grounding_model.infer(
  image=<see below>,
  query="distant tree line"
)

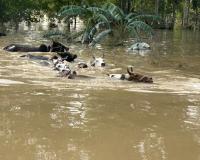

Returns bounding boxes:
[0,0,199,30]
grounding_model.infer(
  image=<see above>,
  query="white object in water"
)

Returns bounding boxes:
[108,74,130,80]
[0,79,24,85]
[129,42,150,50]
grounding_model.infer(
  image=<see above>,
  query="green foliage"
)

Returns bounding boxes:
[43,29,85,42]
[58,2,159,46]
[102,2,125,21]
[126,21,153,36]
[59,6,88,18]
[0,0,41,24]
[192,0,200,11]
[0,0,199,32]
[43,30,66,38]
[89,29,112,46]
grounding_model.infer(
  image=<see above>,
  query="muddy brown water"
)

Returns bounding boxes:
[0,30,200,160]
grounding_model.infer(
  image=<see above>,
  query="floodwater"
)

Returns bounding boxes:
[0,29,200,160]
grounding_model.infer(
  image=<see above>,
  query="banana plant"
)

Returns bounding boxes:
[57,2,160,46]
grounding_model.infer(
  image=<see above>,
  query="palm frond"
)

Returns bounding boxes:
[130,14,161,22]
[59,5,87,18]
[102,3,124,21]
[125,26,137,37]
[89,29,112,46]
[87,7,113,20]
[56,3,156,46]
[59,5,77,14]
[127,21,153,36]
[92,13,110,25]
[89,21,109,39]
[125,26,140,41]
[70,30,85,40]
[80,12,110,38]
[87,7,106,15]
[125,13,138,21]
[81,28,92,44]
[43,30,66,38]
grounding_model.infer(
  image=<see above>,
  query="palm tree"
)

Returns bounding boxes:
[57,2,160,46]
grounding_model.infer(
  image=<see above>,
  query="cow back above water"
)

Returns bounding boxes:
[3,44,49,52]
[50,41,69,52]
[0,33,6,36]
[3,41,69,53]
[129,42,150,50]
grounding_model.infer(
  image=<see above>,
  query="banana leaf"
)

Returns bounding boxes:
[127,21,153,36]
[89,29,112,46]
[102,3,124,21]
[59,5,87,18]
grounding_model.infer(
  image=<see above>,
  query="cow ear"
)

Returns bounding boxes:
[50,39,54,46]
[20,54,26,57]
[91,63,95,67]
[90,60,95,66]
[127,66,134,75]
[130,66,134,72]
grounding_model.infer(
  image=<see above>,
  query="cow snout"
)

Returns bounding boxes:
[101,63,105,67]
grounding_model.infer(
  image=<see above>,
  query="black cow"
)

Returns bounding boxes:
[3,44,49,52]
[56,52,77,62]
[3,41,69,53]
[49,41,69,52]
[0,33,6,36]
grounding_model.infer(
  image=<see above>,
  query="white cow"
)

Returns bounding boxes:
[129,42,150,50]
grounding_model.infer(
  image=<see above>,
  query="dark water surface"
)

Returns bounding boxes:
[0,30,200,160]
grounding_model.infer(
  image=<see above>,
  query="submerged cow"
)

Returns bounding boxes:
[90,55,106,67]
[20,51,77,63]
[78,55,106,69]
[0,33,6,37]
[56,52,77,62]
[20,54,49,60]
[4,44,50,52]
[52,58,77,79]
[19,51,77,78]
[128,42,150,50]
[3,41,69,52]
[49,41,69,52]
[108,66,153,83]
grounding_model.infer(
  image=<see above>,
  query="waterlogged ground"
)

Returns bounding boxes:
[0,30,200,160]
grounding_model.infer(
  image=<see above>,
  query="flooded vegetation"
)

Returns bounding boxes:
[0,29,200,160]
[1,0,200,159]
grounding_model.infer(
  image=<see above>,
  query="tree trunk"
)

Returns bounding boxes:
[121,0,126,13]
[0,21,3,28]
[140,0,143,13]
[183,0,190,28]
[127,0,132,13]
[74,17,77,30]
[195,7,198,25]
[172,1,177,29]
[118,0,132,14]
[67,19,71,32]
[14,21,19,32]
[155,0,159,15]
[132,0,135,12]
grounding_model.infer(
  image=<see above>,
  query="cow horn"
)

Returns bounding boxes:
[127,66,134,75]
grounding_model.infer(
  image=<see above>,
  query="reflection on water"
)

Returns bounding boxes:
[134,129,167,160]
[184,95,200,127]
[185,105,200,126]
[0,29,200,160]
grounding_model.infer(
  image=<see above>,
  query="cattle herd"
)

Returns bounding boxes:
[1,33,153,83]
